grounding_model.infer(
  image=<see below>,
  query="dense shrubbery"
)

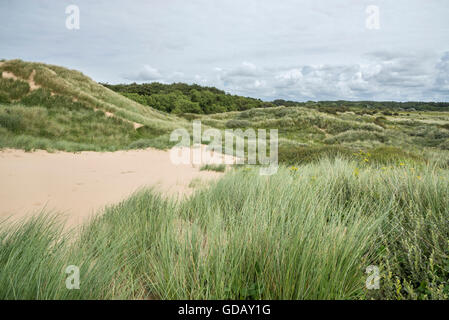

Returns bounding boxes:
[102,82,274,114]
[312,100,449,112]
[273,99,449,112]
[0,78,30,101]
[324,130,388,144]
[278,145,355,165]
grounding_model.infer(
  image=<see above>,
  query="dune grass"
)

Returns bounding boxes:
[200,164,226,172]
[1,159,448,300]
[1,59,449,299]
[2,59,449,170]
[0,59,188,152]
[197,105,449,168]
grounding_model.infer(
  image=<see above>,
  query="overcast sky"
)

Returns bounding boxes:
[1,0,449,101]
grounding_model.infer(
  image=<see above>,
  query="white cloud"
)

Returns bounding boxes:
[3,0,447,100]
[124,65,161,81]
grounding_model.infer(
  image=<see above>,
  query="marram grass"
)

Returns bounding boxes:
[1,159,448,300]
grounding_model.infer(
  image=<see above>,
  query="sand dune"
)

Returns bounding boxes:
[0,147,233,228]
[1,69,41,91]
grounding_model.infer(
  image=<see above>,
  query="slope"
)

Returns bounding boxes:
[0,59,188,151]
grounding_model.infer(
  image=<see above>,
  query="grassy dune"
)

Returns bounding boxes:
[1,160,448,299]
[0,59,188,151]
[1,60,449,300]
[195,106,449,168]
[2,60,449,168]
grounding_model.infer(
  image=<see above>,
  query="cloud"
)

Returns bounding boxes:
[123,65,162,81]
[225,62,259,78]
[119,51,449,101]
[434,52,449,92]
[210,51,449,101]
[6,1,446,100]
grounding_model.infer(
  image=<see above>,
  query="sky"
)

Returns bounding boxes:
[1,0,449,101]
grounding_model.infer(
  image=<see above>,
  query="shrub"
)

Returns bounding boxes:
[0,78,30,100]
[374,116,387,128]
[278,145,355,165]
[200,164,226,172]
[368,146,425,165]
[225,119,251,128]
[324,130,387,144]
[0,111,24,132]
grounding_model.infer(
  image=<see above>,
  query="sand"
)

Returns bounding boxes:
[0,147,233,228]
[1,69,41,91]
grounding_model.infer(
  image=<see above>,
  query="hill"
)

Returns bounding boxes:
[1,59,449,168]
[0,59,188,151]
[193,104,449,168]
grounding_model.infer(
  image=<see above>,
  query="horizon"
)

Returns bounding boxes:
[1,0,449,102]
[98,79,449,104]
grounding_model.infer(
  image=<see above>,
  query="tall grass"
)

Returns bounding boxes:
[1,159,448,299]
[0,59,189,152]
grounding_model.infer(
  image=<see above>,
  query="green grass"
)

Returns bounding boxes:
[0,77,30,101]
[1,159,448,299]
[0,59,189,152]
[200,164,226,172]
[196,105,449,168]
[2,59,449,169]
[1,59,449,300]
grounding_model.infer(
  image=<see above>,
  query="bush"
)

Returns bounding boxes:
[225,119,251,128]
[0,111,24,132]
[200,164,226,172]
[324,130,387,144]
[278,145,355,165]
[0,78,30,101]
[20,88,52,106]
[374,116,387,128]
[368,146,425,165]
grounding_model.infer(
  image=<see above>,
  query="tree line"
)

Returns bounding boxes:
[102,82,274,114]
[102,82,449,114]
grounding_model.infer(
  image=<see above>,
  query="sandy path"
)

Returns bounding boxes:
[0,148,229,228]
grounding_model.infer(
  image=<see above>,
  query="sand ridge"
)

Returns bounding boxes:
[0,147,235,228]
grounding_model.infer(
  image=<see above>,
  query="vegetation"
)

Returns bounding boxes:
[196,105,449,168]
[0,59,188,151]
[102,82,274,114]
[272,99,449,112]
[2,60,449,164]
[200,163,226,172]
[1,160,448,299]
[1,60,449,300]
